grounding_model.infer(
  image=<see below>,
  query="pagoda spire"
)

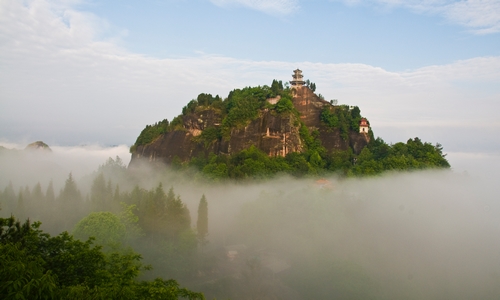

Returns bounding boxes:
[290,69,305,87]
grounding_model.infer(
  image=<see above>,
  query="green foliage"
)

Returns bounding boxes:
[136,278,205,300]
[58,173,82,204]
[270,79,284,96]
[202,160,228,181]
[196,126,221,148]
[320,105,362,139]
[320,107,339,127]
[165,187,192,238]
[274,93,295,114]
[133,119,169,149]
[326,149,354,174]
[0,216,205,300]
[131,184,193,242]
[221,86,270,138]
[90,172,112,211]
[305,79,316,92]
[350,137,451,175]
[133,80,291,150]
[182,93,223,116]
[188,134,450,180]
[0,242,58,300]
[167,116,183,132]
[73,211,127,249]
[118,203,143,242]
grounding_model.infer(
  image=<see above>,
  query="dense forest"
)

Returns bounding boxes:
[0,158,207,299]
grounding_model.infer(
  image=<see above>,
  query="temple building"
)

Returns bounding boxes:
[359,118,369,133]
[290,69,305,87]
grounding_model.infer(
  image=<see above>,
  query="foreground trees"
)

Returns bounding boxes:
[0,216,205,300]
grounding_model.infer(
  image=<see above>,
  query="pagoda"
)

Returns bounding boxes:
[290,69,305,87]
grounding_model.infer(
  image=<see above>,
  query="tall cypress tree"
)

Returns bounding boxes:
[196,194,208,246]
[16,188,25,220]
[45,180,55,205]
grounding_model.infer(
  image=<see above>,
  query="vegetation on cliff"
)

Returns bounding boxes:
[131,80,291,151]
[320,105,362,140]
[181,137,449,180]
[131,79,449,179]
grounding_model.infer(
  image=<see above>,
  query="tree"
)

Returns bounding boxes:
[90,172,110,211]
[16,189,26,220]
[0,215,205,299]
[45,180,55,205]
[1,182,16,213]
[310,82,316,92]
[196,195,208,246]
[270,79,283,96]
[58,173,82,204]
[0,242,58,299]
[73,211,126,249]
[165,187,191,238]
[57,173,84,231]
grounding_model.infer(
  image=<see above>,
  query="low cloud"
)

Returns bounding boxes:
[0,142,130,190]
[332,0,500,34]
[1,140,500,298]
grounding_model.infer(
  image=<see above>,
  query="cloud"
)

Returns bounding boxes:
[332,0,500,34]
[442,0,500,34]
[209,0,299,15]
[1,0,499,153]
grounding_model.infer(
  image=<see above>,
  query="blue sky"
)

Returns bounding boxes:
[0,0,499,162]
[82,0,499,70]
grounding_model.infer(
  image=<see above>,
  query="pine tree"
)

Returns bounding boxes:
[16,188,25,220]
[165,187,191,238]
[58,173,82,204]
[196,194,208,246]
[57,173,83,231]
[90,173,108,211]
[32,182,44,203]
[23,186,31,211]
[112,184,121,209]
[3,182,16,212]
[45,180,55,204]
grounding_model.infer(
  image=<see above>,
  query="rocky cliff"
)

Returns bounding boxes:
[130,85,370,166]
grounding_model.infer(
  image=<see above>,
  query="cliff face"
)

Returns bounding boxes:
[130,86,369,165]
[291,87,370,154]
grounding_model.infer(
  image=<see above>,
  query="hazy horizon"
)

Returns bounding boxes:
[1,1,499,298]
[1,145,500,299]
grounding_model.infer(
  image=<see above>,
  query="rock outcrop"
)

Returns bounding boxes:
[130,86,370,166]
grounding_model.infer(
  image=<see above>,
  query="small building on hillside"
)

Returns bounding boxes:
[314,179,334,190]
[359,118,369,133]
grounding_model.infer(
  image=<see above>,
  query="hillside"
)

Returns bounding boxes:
[129,70,449,178]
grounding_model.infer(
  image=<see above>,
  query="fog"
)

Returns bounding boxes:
[0,142,130,190]
[1,142,500,299]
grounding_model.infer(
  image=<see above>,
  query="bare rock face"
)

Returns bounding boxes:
[130,86,369,166]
